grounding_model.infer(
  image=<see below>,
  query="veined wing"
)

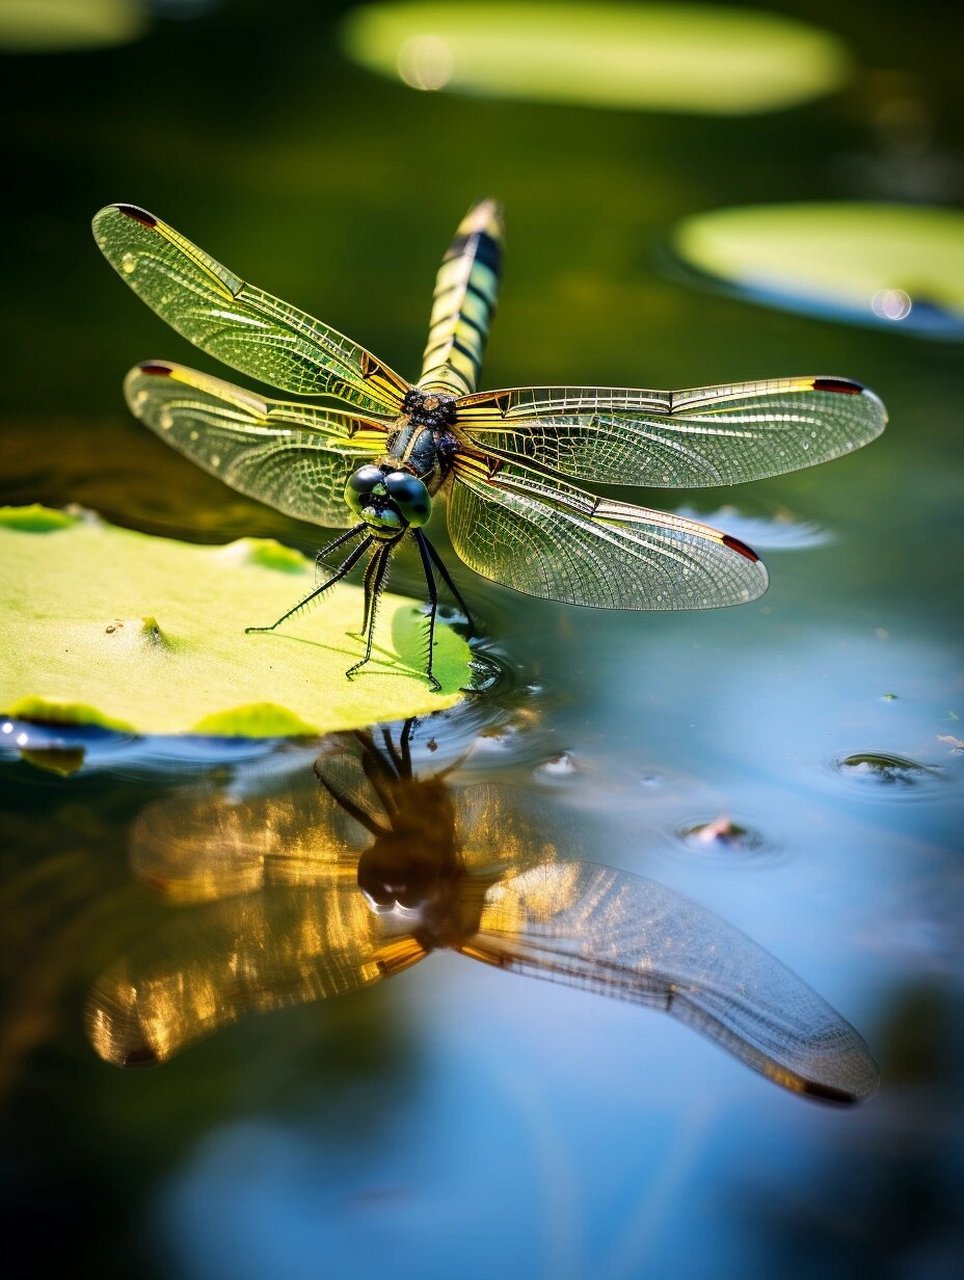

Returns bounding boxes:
[447,453,768,609]
[86,887,425,1066]
[455,377,887,487]
[127,780,367,905]
[463,861,879,1102]
[93,203,411,414]
[125,361,391,528]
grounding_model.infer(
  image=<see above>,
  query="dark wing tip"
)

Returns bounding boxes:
[722,533,760,563]
[812,376,889,431]
[797,1078,861,1105]
[122,1044,161,1067]
[137,361,174,377]
[811,377,864,396]
[114,203,158,228]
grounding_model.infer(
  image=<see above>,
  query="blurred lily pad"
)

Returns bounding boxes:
[0,0,147,52]
[0,507,470,737]
[341,2,851,115]
[673,203,964,338]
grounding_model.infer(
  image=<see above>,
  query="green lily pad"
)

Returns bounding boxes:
[0,0,146,52]
[0,507,470,737]
[341,3,851,115]
[673,203,964,338]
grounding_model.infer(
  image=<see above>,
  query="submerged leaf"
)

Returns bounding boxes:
[0,507,470,737]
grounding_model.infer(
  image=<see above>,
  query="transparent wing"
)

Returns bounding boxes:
[455,377,887,486]
[93,203,411,413]
[466,861,879,1102]
[447,453,768,609]
[127,776,369,905]
[86,887,425,1065]
[125,361,391,528]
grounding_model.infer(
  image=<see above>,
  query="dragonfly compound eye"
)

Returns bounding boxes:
[344,464,432,531]
[384,470,432,527]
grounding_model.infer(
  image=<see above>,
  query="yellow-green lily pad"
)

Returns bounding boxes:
[341,2,851,115]
[673,202,964,338]
[0,507,470,737]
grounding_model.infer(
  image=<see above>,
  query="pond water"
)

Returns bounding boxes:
[2,2,963,1277]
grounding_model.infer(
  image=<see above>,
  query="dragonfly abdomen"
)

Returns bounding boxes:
[418,199,504,398]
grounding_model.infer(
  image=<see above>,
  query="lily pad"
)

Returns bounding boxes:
[0,507,470,737]
[341,3,851,115]
[673,203,964,338]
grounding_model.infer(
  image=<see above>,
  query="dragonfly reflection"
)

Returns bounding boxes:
[92,202,887,687]
[87,725,878,1102]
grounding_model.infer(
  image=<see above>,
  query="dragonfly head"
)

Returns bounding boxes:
[358,840,444,910]
[345,463,432,533]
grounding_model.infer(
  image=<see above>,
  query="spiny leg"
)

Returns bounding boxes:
[246,531,372,634]
[354,544,384,639]
[421,533,475,633]
[393,718,415,778]
[345,541,394,681]
[312,756,388,838]
[313,523,368,574]
[414,530,442,693]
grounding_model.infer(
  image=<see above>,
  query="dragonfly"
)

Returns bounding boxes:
[92,201,887,688]
[87,721,878,1102]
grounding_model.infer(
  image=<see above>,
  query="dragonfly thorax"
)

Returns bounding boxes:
[345,462,432,534]
[402,387,457,429]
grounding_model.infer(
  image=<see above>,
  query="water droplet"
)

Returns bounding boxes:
[871,288,913,321]
[397,35,455,91]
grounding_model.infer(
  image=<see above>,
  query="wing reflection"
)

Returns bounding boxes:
[87,723,878,1101]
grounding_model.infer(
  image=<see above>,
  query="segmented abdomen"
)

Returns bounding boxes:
[418,199,504,397]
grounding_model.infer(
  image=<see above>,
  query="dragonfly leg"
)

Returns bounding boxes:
[355,545,383,639]
[312,755,389,837]
[245,533,372,633]
[313,523,369,574]
[345,542,393,681]
[396,717,414,776]
[421,533,475,633]
[414,530,442,692]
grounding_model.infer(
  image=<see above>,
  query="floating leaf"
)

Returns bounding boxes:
[834,752,941,789]
[673,203,964,338]
[341,2,851,115]
[0,508,470,737]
